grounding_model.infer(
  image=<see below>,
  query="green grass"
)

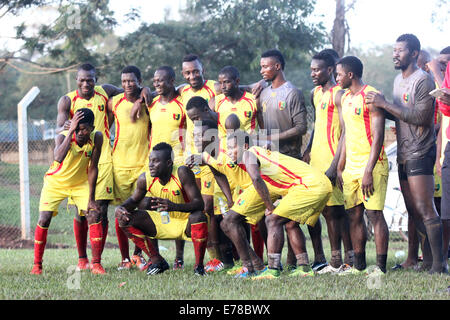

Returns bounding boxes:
[1,240,448,300]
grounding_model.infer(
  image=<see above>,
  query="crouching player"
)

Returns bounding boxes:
[223,130,333,279]
[31,108,104,275]
[115,143,208,275]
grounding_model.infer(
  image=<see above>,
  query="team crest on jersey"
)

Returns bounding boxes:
[321,102,328,110]
[106,187,112,194]
[173,113,181,120]
[237,199,245,206]
[244,111,252,118]
[203,181,211,188]
[403,93,409,103]
[226,162,236,169]
[363,194,370,202]
[98,104,105,111]
[435,183,440,192]
[354,107,361,115]
[278,101,286,110]
[84,150,92,158]
[172,190,181,196]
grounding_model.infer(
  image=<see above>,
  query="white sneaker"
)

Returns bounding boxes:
[316,264,341,274]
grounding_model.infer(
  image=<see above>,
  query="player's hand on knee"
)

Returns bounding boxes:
[87,200,100,215]
[115,206,130,222]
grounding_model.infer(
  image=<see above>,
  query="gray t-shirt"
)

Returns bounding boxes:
[259,81,307,158]
[392,68,436,163]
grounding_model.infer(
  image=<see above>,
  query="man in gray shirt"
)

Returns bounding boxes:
[258,49,328,273]
[366,34,446,274]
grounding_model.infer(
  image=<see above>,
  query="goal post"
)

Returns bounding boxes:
[18,86,40,240]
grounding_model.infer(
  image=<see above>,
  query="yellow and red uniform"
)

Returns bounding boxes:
[148,95,186,165]
[111,93,150,204]
[341,85,388,210]
[232,146,332,226]
[215,91,258,153]
[310,84,344,206]
[39,130,98,215]
[66,86,114,200]
[144,165,192,240]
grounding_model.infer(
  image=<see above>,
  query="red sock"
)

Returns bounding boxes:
[73,218,88,259]
[191,222,208,267]
[89,222,103,264]
[127,226,160,260]
[101,220,109,254]
[33,224,48,265]
[251,224,264,260]
[115,218,130,261]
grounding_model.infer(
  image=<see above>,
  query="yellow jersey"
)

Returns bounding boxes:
[148,95,186,158]
[44,130,97,188]
[310,85,342,172]
[111,93,150,169]
[180,80,217,154]
[145,165,190,218]
[247,146,328,196]
[66,86,111,164]
[215,91,258,152]
[341,85,388,177]
[202,151,252,191]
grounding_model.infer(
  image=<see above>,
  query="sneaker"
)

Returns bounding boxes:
[91,263,106,275]
[205,259,224,272]
[251,267,280,280]
[226,264,244,275]
[30,264,42,275]
[131,254,147,271]
[194,264,207,276]
[141,260,152,272]
[172,258,184,270]
[368,265,386,276]
[338,266,368,276]
[289,265,315,277]
[285,264,297,272]
[146,259,170,275]
[311,261,328,272]
[316,264,341,275]
[234,266,267,279]
[76,257,90,271]
[117,258,133,271]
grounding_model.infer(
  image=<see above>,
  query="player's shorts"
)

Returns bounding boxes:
[39,179,89,216]
[231,180,331,227]
[147,210,191,241]
[327,184,345,207]
[113,165,146,205]
[200,166,215,196]
[434,165,442,198]
[95,162,114,200]
[342,171,388,211]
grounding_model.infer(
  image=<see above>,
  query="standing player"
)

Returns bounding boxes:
[366,35,446,274]
[31,109,104,274]
[109,65,150,271]
[115,143,208,275]
[258,49,327,271]
[336,56,390,275]
[302,51,353,273]
[55,63,151,270]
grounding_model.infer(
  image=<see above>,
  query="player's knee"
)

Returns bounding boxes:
[284,220,299,232]
[189,210,207,224]
[38,212,53,228]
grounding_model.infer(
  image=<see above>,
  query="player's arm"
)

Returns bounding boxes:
[243,151,275,214]
[361,102,385,198]
[427,59,445,88]
[324,89,346,184]
[152,166,205,213]
[255,96,264,130]
[87,131,103,212]
[302,89,317,163]
[208,96,216,111]
[436,116,443,177]
[53,110,83,162]
[365,79,435,126]
[208,165,234,207]
[175,83,187,95]
[55,95,72,134]
[106,97,114,129]
[336,94,347,192]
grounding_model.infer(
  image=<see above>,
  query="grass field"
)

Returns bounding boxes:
[1,239,449,301]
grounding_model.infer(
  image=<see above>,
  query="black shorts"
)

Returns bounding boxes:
[398,145,436,181]
[441,142,450,220]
